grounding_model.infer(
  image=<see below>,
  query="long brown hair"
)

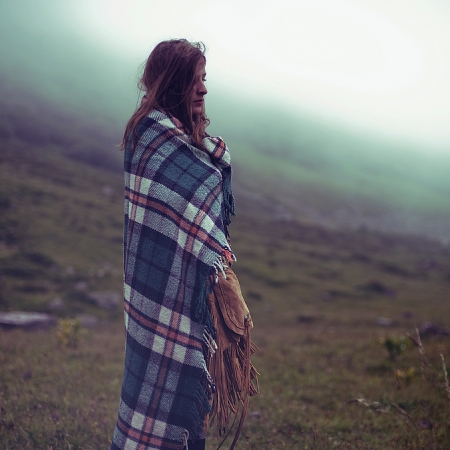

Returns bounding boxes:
[122,39,209,149]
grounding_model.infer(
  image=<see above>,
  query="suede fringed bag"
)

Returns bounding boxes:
[207,263,259,449]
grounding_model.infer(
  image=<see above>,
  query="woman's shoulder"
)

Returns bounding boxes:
[133,109,175,140]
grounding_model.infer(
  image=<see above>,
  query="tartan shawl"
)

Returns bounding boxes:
[111,109,235,450]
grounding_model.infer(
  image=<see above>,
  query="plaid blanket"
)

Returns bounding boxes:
[111,109,235,450]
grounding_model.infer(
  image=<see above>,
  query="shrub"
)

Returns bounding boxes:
[56,318,84,348]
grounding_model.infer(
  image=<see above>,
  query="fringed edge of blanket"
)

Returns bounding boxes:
[194,252,235,336]
[222,167,235,229]
[194,265,216,337]
[188,257,224,439]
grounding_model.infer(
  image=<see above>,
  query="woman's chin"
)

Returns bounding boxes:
[192,106,204,116]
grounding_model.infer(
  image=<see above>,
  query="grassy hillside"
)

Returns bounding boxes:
[211,101,450,242]
[2,71,450,242]
[0,140,123,317]
[1,204,450,448]
[1,86,450,316]
[0,101,450,447]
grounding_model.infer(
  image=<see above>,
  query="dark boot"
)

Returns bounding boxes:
[183,438,205,450]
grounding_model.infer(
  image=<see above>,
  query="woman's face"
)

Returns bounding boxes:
[191,63,207,116]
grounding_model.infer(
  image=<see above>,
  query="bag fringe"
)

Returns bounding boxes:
[207,294,259,449]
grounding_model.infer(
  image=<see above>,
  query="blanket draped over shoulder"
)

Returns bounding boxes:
[111,109,235,450]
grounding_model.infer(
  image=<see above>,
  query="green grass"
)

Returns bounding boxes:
[0,141,123,317]
[1,212,450,448]
[1,288,449,448]
[0,324,124,449]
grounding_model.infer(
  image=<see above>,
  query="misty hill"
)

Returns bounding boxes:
[212,101,450,242]
[0,133,123,316]
[2,75,450,244]
[2,0,450,244]
[1,79,450,323]
[2,114,450,323]
[1,0,450,243]
[0,76,122,172]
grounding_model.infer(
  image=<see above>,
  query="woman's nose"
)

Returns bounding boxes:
[198,81,207,95]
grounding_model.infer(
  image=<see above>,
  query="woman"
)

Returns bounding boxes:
[110,40,257,450]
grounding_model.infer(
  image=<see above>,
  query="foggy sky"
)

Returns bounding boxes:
[1,0,450,152]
